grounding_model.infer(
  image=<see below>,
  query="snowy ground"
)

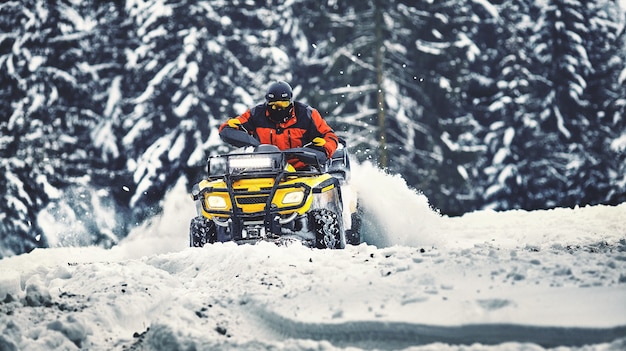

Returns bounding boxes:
[1,163,625,351]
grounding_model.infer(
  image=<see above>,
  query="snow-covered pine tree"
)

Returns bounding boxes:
[527,0,612,209]
[466,0,543,210]
[466,0,626,211]
[584,0,626,206]
[0,0,101,256]
[292,0,483,214]
[609,12,626,204]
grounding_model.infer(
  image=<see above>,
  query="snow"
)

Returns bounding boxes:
[612,133,626,153]
[472,0,499,19]
[172,93,195,117]
[1,165,625,350]
[59,3,96,32]
[487,98,504,113]
[180,61,198,88]
[37,202,87,248]
[122,117,151,147]
[456,33,480,62]
[260,47,290,67]
[168,132,186,162]
[503,127,515,147]
[129,132,177,207]
[415,39,446,56]
[92,78,122,161]
[493,147,508,165]
[27,55,45,71]
[553,106,572,140]
[104,76,122,119]
[206,39,222,54]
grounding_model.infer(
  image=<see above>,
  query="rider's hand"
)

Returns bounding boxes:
[312,137,326,147]
[227,118,242,129]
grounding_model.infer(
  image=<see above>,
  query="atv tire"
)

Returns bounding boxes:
[309,209,344,249]
[346,207,362,246]
[189,216,217,247]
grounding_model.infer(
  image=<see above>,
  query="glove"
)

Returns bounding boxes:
[227,118,242,129]
[311,137,326,147]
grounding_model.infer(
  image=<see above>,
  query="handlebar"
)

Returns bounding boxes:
[219,127,260,147]
[219,128,328,166]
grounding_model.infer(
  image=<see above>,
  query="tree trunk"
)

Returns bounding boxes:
[374,0,387,169]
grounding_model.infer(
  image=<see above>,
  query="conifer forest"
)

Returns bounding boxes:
[1,0,625,257]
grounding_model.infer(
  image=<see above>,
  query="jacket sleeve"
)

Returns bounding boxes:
[218,108,253,133]
[310,108,339,157]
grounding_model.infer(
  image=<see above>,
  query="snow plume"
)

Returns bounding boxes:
[111,178,192,259]
[37,186,123,249]
[351,162,441,248]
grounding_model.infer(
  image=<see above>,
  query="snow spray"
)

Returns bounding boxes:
[350,162,442,248]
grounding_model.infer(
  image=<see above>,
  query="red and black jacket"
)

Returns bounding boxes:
[219,101,339,159]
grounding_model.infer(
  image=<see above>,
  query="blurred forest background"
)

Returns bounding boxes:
[1,0,625,257]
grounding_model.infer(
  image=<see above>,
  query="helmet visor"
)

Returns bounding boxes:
[268,100,291,110]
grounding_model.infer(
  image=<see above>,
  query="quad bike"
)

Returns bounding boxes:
[189,128,360,249]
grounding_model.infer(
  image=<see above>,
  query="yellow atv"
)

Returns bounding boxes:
[189,128,360,249]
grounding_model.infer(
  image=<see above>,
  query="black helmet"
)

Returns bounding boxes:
[265,81,293,103]
[265,81,294,123]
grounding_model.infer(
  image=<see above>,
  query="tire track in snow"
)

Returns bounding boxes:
[249,303,626,349]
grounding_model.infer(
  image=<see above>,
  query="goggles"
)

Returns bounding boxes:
[268,100,291,110]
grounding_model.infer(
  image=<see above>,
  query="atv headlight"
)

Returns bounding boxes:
[207,195,227,209]
[282,191,305,205]
[229,156,274,170]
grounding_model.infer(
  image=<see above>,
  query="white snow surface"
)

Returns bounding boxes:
[1,163,625,350]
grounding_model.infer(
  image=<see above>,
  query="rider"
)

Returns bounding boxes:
[219,80,339,168]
